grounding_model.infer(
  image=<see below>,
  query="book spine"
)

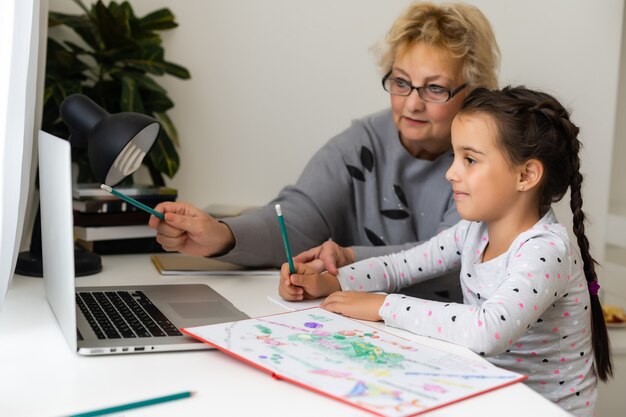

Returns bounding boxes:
[73,210,151,227]
[73,225,156,241]
[76,237,165,255]
[73,195,176,213]
[73,185,178,199]
[73,192,178,201]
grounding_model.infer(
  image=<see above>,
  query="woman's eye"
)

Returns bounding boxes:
[426,84,448,95]
[391,78,409,88]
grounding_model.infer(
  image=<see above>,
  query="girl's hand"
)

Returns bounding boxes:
[278,262,341,301]
[321,291,386,322]
[293,240,356,275]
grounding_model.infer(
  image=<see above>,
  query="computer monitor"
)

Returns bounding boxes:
[0,0,48,311]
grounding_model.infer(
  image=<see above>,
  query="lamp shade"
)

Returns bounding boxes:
[60,94,160,186]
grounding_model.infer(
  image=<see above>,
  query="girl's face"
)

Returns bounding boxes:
[445,113,523,223]
[390,42,466,160]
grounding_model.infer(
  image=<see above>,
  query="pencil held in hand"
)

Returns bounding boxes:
[100,184,165,220]
[275,204,295,274]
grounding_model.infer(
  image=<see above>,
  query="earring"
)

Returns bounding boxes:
[520,185,525,191]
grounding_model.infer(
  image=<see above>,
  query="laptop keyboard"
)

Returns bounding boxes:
[76,290,183,340]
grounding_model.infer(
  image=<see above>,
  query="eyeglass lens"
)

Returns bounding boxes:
[383,77,453,103]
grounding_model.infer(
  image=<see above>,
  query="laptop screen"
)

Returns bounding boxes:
[39,131,78,351]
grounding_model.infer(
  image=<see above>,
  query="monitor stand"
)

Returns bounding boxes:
[15,207,102,277]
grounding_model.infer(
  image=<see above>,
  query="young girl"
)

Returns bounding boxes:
[278,86,612,416]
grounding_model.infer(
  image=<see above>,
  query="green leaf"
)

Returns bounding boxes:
[48,12,89,29]
[120,75,145,113]
[149,130,180,178]
[110,70,166,95]
[110,44,162,71]
[111,2,136,22]
[135,74,166,94]
[122,59,166,76]
[139,9,178,31]
[122,57,191,79]
[48,12,99,50]
[94,0,131,49]
[160,61,191,79]
[141,90,174,113]
[154,112,179,147]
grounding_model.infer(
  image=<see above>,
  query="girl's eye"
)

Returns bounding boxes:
[465,156,476,165]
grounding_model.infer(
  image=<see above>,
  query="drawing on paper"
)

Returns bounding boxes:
[184,308,524,417]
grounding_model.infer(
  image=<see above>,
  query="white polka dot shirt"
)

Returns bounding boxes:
[337,209,597,416]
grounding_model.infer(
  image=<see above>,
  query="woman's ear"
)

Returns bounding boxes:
[518,159,543,192]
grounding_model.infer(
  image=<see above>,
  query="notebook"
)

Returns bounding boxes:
[38,131,248,355]
[183,308,527,417]
[151,254,279,276]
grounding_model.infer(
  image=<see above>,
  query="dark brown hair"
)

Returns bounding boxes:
[458,86,612,381]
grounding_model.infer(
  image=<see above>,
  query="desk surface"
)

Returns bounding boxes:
[0,254,571,417]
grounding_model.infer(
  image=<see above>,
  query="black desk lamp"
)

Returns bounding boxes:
[15,94,160,277]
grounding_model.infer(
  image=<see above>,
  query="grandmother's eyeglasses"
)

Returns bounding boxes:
[382,72,467,103]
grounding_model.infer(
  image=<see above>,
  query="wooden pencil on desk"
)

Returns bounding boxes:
[69,391,194,417]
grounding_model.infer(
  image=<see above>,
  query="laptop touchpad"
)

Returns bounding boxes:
[169,301,231,319]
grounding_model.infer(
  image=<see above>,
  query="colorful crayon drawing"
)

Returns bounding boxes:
[184,308,525,417]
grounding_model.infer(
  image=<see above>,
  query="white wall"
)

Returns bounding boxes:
[611,3,626,209]
[48,0,624,265]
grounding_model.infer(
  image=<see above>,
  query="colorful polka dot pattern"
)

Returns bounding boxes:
[336,209,597,416]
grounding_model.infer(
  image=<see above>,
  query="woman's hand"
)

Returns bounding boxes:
[148,201,235,257]
[278,262,341,301]
[293,240,355,275]
[321,291,386,322]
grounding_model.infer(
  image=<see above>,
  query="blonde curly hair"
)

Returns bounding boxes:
[377,1,500,90]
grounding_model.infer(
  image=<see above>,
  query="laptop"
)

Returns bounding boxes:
[38,131,248,355]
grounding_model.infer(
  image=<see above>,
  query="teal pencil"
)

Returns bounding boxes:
[100,184,165,220]
[70,391,194,417]
[275,204,295,274]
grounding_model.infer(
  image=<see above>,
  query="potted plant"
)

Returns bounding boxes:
[43,0,190,185]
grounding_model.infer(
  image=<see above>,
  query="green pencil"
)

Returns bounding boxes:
[100,184,165,220]
[69,391,194,417]
[275,203,295,274]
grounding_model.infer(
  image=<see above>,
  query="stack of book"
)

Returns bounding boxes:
[72,183,177,255]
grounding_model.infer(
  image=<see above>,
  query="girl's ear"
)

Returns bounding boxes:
[518,159,543,191]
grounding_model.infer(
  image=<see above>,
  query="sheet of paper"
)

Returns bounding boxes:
[184,308,525,417]
[266,295,322,311]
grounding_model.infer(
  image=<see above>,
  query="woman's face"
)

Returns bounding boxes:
[389,42,466,159]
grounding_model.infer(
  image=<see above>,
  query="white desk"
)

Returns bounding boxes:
[0,254,571,417]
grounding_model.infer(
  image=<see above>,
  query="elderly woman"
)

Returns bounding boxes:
[150,1,500,301]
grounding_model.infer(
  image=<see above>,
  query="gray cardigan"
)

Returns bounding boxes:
[218,108,460,267]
